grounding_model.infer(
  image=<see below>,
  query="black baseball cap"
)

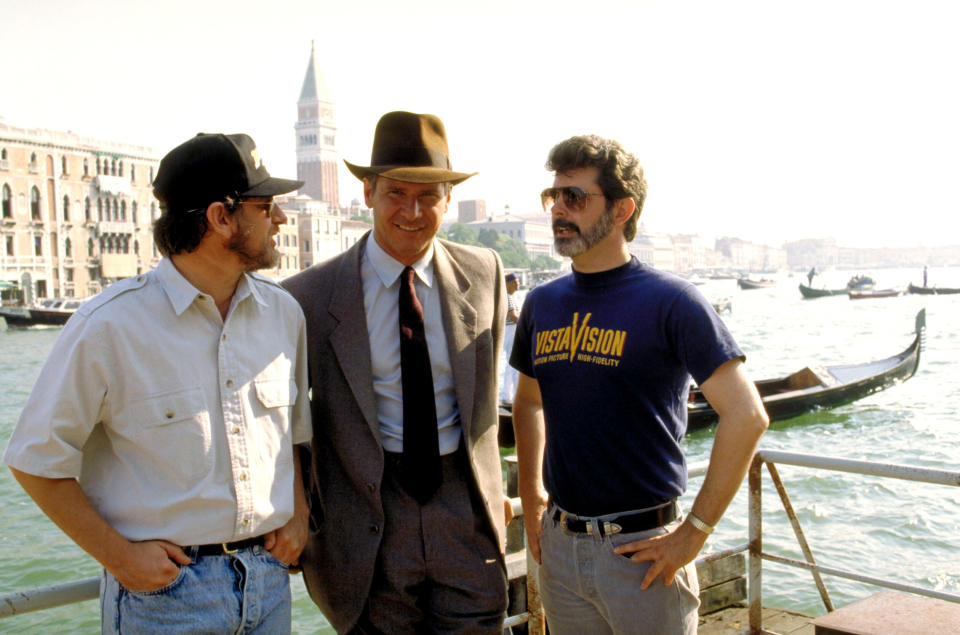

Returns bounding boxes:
[153,133,304,212]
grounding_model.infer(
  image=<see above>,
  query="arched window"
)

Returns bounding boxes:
[120,200,126,221]
[130,164,136,183]
[131,201,137,224]
[83,158,89,176]
[30,152,37,164]
[30,186,41,220]
[87,238,94,257]
[1,148,7,160]
[85,197,91,221]
[63,195,70,222]
[134,239,139,255]
[113,199,119,221]
[111,158,117,176]
[96,157,102,175]
[118,160,124,177]
[61,156,68,175]
[65,237,72,258]
[1,184,11,218]
[97,199,103,221]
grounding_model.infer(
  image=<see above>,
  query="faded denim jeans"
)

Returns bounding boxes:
[538,503,700,635]
[100,544,291,634]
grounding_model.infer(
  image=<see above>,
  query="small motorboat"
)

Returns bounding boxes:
[0,298,85,328]
[907,283,960,295]
[848,288,903,300]
[737,277,777,290]
[798,284,847,299]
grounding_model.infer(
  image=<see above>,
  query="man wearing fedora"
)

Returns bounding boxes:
[5,133,311,633]
[283,111,508,633]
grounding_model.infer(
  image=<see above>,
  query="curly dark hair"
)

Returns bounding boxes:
[546,135,647,241]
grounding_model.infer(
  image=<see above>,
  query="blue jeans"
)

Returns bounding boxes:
[538,503,700,635]
[100,544,291,634]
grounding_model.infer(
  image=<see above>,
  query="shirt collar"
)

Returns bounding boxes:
[365,235,436,289]
[156,258,263,316]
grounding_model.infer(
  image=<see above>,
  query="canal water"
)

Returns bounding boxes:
[1,266,958,632]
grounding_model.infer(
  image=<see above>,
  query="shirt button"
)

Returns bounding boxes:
[241,519,249,526]
[240,473,247,481]
[165,411,174,419]
[369,524,380,535]
[226,379,233,388]
[222,334,227,341]
[367,483,376,493]
[232,426,240,434]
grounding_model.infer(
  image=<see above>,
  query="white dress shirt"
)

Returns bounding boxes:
[361,237,462,455]
[3,258,311,545]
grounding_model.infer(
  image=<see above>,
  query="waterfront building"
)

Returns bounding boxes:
[0,118,160,301]
[715,236,788,272]
[458,199,486,223]
[464,212,556,260]
[295,42,339,207]
[271,207,300,281]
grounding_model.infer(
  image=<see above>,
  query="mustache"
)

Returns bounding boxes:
[552,219,580,234]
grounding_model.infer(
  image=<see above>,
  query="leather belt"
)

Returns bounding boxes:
[554,501,678,537]
[192,535,264,557]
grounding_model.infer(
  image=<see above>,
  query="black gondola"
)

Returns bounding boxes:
[908,283,960,295]
[687,309,925,431]
[798,283,847,298]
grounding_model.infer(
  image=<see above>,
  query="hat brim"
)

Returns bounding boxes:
[243,176,305,198]
[344,160,475,185]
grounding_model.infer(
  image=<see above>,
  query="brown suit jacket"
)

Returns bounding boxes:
[282,234,507,632]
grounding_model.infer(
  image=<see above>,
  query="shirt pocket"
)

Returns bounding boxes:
[132,387,212,485]
[251,377,298,460]
[254,377,298,409]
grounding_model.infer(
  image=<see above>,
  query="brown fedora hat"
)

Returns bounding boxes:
[344,111,477,185]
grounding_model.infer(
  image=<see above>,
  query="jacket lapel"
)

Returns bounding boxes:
[328,235,380,439]
[433,242,478,440]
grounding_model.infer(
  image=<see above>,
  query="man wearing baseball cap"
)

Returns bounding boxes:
[5,133,311,633]
[284,112,509,633]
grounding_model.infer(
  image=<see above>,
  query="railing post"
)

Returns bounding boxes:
[748,453,763,634]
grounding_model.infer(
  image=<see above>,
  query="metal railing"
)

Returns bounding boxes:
[746,449,960,634]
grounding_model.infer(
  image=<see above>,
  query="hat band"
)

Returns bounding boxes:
[371,146,451,170]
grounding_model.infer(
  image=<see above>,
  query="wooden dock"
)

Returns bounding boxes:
[699,605,815,634]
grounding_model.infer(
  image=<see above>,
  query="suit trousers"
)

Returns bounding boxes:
[352,445,507,634]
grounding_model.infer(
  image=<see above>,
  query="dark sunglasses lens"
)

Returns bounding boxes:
[563,187,586,209]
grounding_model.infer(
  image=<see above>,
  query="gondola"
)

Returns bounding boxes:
[687,309,925,431]
[798,284,847,299]
[737,277,776,290]
[908,283,960,295]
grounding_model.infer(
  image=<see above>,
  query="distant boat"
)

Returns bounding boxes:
[737,278,777,290]
[907,283,960,295]
[848,288,903,300]
[798,284,847,299]
[0,298,85,328]
[687,309,925,431]
[711,297,732,314]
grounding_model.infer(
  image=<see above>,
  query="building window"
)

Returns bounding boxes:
[85,197,91,221]
[111,158,117,176]
[5,235,13,256]
[131,164,136,183]
[87,238,94,257]
[120,200,126,221]
[149,166,154,182]
[113,199,119,221]
[61,156,68,175]
[31,186,41,220]
[63,195,70,222]
[96,157,102,175]
[97,199,103,221]
[34,235,42,256]
[2,183,10,218]
[131,201,137,224]
[1,148,6,160]
[83,158,89,177]
[118,160,124,177]
[65,237,72,258]
[65,267,74,283]
[134,239,139,254]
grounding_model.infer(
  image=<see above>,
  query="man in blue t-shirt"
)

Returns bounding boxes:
[511,135,769,635]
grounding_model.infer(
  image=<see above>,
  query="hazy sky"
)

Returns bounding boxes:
[3,0,959,248]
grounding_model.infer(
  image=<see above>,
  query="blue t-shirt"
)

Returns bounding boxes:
[510,258,743,516]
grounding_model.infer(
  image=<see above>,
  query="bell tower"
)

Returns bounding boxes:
[295,41,340,207]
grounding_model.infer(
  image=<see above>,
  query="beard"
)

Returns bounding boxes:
[553,207,615,258]
[226,220,279,271]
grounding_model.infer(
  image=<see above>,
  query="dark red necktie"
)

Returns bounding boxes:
[398,266,441,503]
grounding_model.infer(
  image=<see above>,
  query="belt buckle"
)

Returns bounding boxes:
[221,542,238,554]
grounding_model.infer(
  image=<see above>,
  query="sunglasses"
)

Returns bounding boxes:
[540,186,606,212]
[241,199,278,215]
